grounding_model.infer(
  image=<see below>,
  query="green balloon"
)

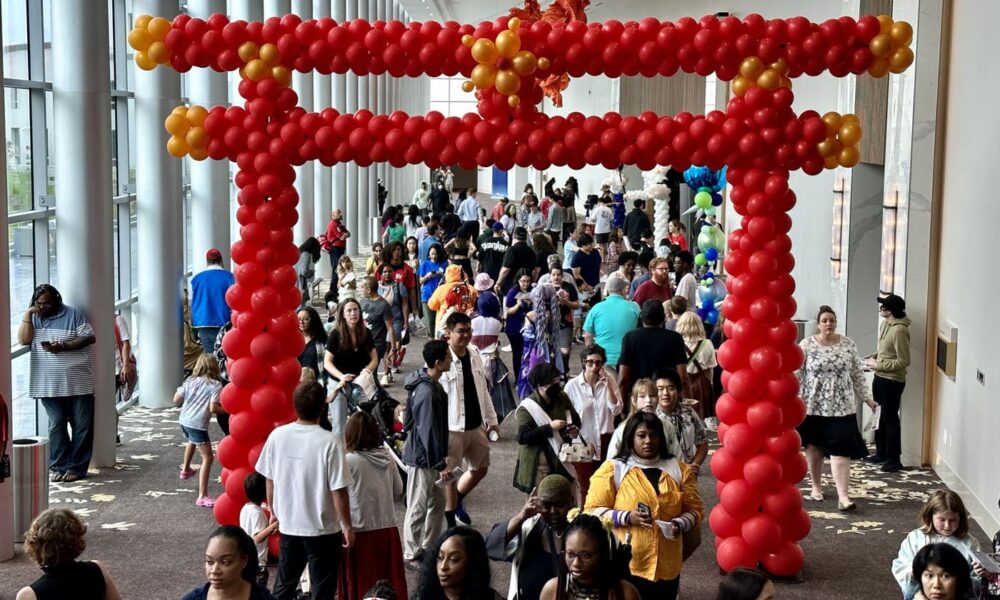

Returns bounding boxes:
[704,206,717,217]
[694,253,708,266]
[694,191,712,209]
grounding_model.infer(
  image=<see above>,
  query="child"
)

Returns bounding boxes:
[239,471,278,588]
[892,489,981,599]
[604,228,623,273]
[365,242,383,277]
[173,354,224,507]
[363,579,397,600]
[338,255,358,304]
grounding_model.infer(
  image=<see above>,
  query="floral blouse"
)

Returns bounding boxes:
[655,405,707,464]
[797,335,871,417]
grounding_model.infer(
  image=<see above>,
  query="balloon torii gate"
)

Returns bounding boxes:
[128,9,913,575]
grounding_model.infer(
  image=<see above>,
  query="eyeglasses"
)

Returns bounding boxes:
[584,360,604,367]
[566,551,595,563]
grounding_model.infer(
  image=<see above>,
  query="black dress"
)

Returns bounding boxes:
[30,561,105,600]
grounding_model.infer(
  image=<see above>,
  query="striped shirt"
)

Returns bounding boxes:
[176,376,224,431]
[29,306,95,398]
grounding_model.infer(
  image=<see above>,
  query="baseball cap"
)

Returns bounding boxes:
[206,248,222,261]
[491,221,505,231]
[877,294,906,315]
[514,226,528,240]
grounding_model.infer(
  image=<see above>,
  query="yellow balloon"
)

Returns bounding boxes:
[817,138,840,158]
[245,59,269,81]
[127,28,153,51]
[134,14,153,29]
[471,64,496,89]
[757,69,780,90]
[769,58,789,75]
[867,58,890,77]
[496,30,521,60]
[843,113,860,124]
[839,146,861,168]
[495,68,521,96]
[461,80,475,93]
[189,147,209,161]
[509,17,521,31]
[172,105,189,116]
[186,127,208,150]
[822,112,843,137]
[471,39,498,64]
[272,66,292,86]
[824,154,841,170]
[890,21,913,45]
[147,41,169,64]
[511,51,538,76]
[462,34,474,47]
[134,51,156,71]
[164,113,191,136]
[731,76,751,97]
[877,15,893,35]
[508,95,521,108]
[739,57,764,80]
[238,42,260,63]
[889,47,914,74]
[870,34,893,58]
[838,122,863,146]
[147,17,171,42]
[166,136,189,158]
[259,43,281,65]
[538,57,551,70]
[187,105,208,126]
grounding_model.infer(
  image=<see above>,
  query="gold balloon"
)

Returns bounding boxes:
[779,76,793,90]
[259,43,281,65]
[877,15,893,35]
[147,41,169,64]
[461,80,475,93]
[471,39,499,64]
[868,58,890,77]
[739,57,764,80]
[134,51,156,71]
[890,21,913,45]
[824,154,841,170]
[127,28,153,51]
[462,35,474,47]
[496,30,521,60]
[186,127,208,150]
[245,59,270,81]
[757,69,780,90]
[731,76,751,97]
[471,64,496,89]
[843,114,860,124]
[508,95,521,108]
[770,58,789,75]
[134,14,153,29]
[147,17,171,42]
[189,147,209,161]
[822,112,843,137]
[165,113,190,136]
[889,47,914,74]
[187,105,208,126]
[838,122,863,146]
[166,136,189,158]
[817,138,838,158]
[172,105,189,116]
[870,34,893,58]
[538,57,551,70]
[839,146,861,168]
[271,66,292,86]
[495,68,521,95]
[238,42,260,63]
[509,17,521,31]
[511,51,538,76]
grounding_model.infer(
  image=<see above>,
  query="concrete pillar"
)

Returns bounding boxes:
[357,0,371,249]
[376,0,387,206]
[313,0,333,277]
[345,0,361,254]
[135,0,185,410]
[332,0,348,249]
[189,0,231,265]
[0,18,14,563]
[366,0,379,222]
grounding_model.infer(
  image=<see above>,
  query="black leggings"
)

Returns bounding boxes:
[873,375,905,463]
[628,575,679,600]
[508,332,524,381]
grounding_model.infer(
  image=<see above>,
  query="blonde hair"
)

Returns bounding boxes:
[630,378,656,414]
[919,489,970,538]
[676,311,707,342]
[192,353,222,381]
[299,367,317,383]
[24,508,87,567]
[337,255,354,276]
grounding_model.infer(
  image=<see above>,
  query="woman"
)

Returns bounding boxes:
[667,220,688,252]
[413,527,503,600]
[405,236,421,273]
[413,181,430,217]
[427,265,477,338]
[797,305,873,511]
[296,237,322,308]
[911,543,978,600]
[532,232,557,273]
[366,242,384,277]
[405,205,425,239]
[297,307,328,382]
[565,345,624,498]
[338,412,407,600]
[585,412,704,600]
[419,244,448,336]
[181,526,276,600]
[864,294,911,473]
[18,508,122,600]
[716,568,774,600]
[504,269,533,382]
[518,283,562,398]
[513,363,582,495]
[445,227,475,283]
[677,312,717,419]
[539,513,639,600]
[472,293,516,421]
[378,263,410,379]
[501,203,519,237]
[324,299,379,437]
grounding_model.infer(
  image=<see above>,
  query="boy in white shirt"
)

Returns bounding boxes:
[239,471,278,587]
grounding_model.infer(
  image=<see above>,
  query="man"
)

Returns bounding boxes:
[653,368,709,476]
[492,196,510,222]
[441,312,499,526]
[582,277,640,368]
[618,301,691,406]
[590,195,615,260]
[457,190,482,239]
[486,475,574,600]
[544,194,563,247]
[477,222,510,282]
[418,222,443,262]
[256,381,354,599]
[570,233,602,303]
[636,228,655,256]
[864,294,911,473]
[360,276,397,381]
[412,180,430,217]
[376,178,388,216]
[324,209,350,300]
[673,250,698,309]
[402,340,453,565]
[190,248,235,353]
[632,256,674,307]
[629,250,654,300]
[495,227,537,295]
[431,181,450,214]
[623,199,652,250]
[19,284,96,483]
[524,200,545,239]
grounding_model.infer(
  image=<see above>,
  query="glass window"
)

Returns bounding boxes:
[430,79,449,102]
[7,221,34,345]
[42,0,52,81]
[11,352,35,438]
[127,98,136,187]
[113,204,120,300]
[44,90,54,194]
[111,100,119,193]
[129,200,137,294]
[2,0,29,80]
[5,87,33,213]
[47,216,57,288]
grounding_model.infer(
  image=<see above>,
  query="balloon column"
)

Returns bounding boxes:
[127,9,914,575]
[681,166,728,327]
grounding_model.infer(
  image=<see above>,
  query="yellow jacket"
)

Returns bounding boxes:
[584,458,703,582]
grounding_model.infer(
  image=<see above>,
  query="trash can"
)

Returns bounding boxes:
[13,437,48,541]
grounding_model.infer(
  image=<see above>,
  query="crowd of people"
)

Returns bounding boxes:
[13,170,1000,600]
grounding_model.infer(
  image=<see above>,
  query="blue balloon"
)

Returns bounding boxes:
[705,248,719,262]
[706,310,719,325]
[701,298,714,311]
[683,165,729,193]
[711,192,724,206]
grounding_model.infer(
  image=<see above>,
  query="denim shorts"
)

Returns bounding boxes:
[180,425,210,445]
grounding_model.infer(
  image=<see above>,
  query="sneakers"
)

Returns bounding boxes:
[196,496,216,508]
[179,467,197,480]
[881,462,903,473]
[862,455,887,464]
[455,503,472,525]
[380,374,392,387]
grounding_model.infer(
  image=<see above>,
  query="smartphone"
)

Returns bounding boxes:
[636,502,652,519]
[973,551,1000,574]
[41,341,52,349]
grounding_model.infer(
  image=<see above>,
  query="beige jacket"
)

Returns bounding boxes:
[875,317,911,382]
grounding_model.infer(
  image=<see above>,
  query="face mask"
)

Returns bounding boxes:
[546,384,562,402]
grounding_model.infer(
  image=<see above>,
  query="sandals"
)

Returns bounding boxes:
[804,491,824,502]
[62,472,83,483]
[50,471,64,482]
[179,467,197,480]
[196,496,216,508]
[838,501,857,512]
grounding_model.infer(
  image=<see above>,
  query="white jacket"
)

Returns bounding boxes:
[441,345,499,432]
[891,528,980,597]
[564,371,623,457]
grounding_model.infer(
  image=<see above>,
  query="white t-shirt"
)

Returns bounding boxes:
[593,205,614,234]
[176,376,223,431]
[239,502,269,564]
[255,422,352,537]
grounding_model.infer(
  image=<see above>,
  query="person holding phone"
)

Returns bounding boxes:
[513,364,582,496]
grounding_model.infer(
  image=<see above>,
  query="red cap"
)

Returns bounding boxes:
[206,248,223,261]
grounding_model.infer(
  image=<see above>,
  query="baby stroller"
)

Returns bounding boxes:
[332,376,407,484]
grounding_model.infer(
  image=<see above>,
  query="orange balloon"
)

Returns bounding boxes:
[461,80,475,93]
[133,14,153,29]
[508,95,521,108]
[238,42,260,63]
[843,114,860,124]
[889,47,914,74]
[495,68,521,95]
[839,146,861,168]
[877,15,893,35]
[186,127,208,150]
[165,113,191,136]
[822,112,843,137]
[187,105,208,126]
[870,34,893,58]
[462,34,474,47]
[259,43,281,65]
[495,30,521,60]
[511,51,538,76]
[471,39,498,64]
[172,105,189,116]
[769,59,789,75]
[147,17,171,41]
[127,28,152,51]
[471,64,496,89]
[134,51,156,71]
[739,57,764,79]
[824,154,841,170]
[779,76,793,90]
[839,122,863,146]
[508,17,522,31]
[245,59,269,81]
[890,21,913,45]
[147,41,169,64]
[868,58,890,77]
[166,136,189,158]
[189,147,209,161]
[757,69,781,90]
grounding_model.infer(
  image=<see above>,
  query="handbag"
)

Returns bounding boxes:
[686,340,714,406]
[558,434,597,464]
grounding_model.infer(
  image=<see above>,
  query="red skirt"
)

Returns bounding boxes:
[337,527,408,600]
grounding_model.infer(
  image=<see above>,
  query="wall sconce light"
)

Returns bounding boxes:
[830,173,845,279]
[880,186,900,294]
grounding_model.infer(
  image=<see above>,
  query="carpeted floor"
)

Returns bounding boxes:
[1,331,993,600]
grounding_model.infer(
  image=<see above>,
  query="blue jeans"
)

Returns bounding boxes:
[196,327,221,354]
[40,394,95,476]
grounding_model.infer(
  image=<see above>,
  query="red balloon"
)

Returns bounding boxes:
[764,429,802,459]
[213,492,241,526]
[762,483,804,518]
[221,326,252,360]
[228,410,271,445]
[780,508,812,542]
[729,273,762,299]
[761,541,805,577]
[727,369,764,402]
[710,448,746,483]
[709,505,744,539]
[742,513,784,553]
[224,466,254,506]
[780,396,807,429]
[250,384,289,420]
[270,357,303,388]
[219,384,251,415]
[217,435,250,470]
[247,440,265,470]
[766,373,799,401]
[743,454,784,490]
[720,478,761,516]
[746,401,784,436]
[749,346,782,376]
[715,393,747,425]
[717,536,758,572]
[724,423,764,458]
[731,319,765,346]
[228,357,267,388]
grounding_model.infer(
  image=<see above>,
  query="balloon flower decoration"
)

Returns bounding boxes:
[127,5,914,577]
[681,165,728,327]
